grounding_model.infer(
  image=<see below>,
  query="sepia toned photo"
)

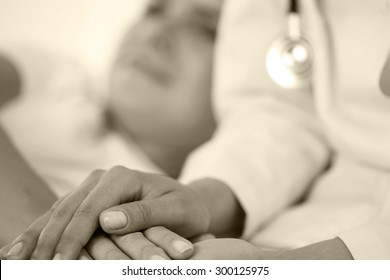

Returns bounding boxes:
[0,0,390,261]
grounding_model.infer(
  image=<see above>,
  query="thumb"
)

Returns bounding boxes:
[99,199,173,235]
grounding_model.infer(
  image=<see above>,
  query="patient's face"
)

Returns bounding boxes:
[109,0,221,154]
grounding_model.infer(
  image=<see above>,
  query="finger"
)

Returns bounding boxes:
[189,233,216,243]
[6,197,66,260]
[100,200,164,234]
[85,231,130,260]
[143,226,193,260]
[100,196,199,237]
[31,170,104,260]
[0,244,12,260]
[111,232,170,260]
[100,173,207,237]
[53,166,144,260]
[78,249,93,260]
[7,207,56,260]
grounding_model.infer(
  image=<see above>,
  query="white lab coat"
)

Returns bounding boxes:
[180,0,390,259]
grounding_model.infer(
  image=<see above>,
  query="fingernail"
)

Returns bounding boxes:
[53,253,62,260]
[149,255,169,260]
[8,242,23,257]
[102,211,128,230]
[79,255,91,260]
[173,240,192,255]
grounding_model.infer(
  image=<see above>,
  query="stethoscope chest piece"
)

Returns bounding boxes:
[266,0,313,90]
[266,36,313,90]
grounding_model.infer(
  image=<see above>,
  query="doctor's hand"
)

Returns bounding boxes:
[1,223,194,260]
[3,166,210,260]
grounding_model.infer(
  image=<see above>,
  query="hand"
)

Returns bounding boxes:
[1,220,194,260]
[3,166,210,260]
[85,227,194,260]
[190,238,263,260]
[189,237,354,260]
[82,230,214,260]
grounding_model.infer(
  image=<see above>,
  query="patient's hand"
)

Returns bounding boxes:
[85,227,194,260]
[188,238,354,260]
[190,239,263,260]
[82,231,215,260]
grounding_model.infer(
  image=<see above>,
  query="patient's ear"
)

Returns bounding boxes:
[0,54,21,106]
[380,51,390,97]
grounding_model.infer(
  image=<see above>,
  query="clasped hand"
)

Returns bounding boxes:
[1,166,211,260]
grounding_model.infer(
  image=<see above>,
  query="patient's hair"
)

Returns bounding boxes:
[0,55,21,105]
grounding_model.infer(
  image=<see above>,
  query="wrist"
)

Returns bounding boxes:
[188,178,245,237]
[185,183,211,236]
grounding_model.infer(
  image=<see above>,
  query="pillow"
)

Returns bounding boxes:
[0,0,147,92]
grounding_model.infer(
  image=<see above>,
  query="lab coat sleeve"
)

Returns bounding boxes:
[180,0,330,238]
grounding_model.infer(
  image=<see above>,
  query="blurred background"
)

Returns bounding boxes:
[0,0,146,85]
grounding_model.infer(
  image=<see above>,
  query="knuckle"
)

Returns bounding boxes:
[74,207,90,217]
[73,204,98,220]
[109,166,143,187]
[131,204,152,228]
[109,165,130,176]
[50,206,69,219]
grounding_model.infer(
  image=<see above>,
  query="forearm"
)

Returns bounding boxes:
[0,126,56,246]
[266,238,354,260]
[188,178,245,237]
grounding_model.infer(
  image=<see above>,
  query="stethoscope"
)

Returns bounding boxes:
[266,0,313,89]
